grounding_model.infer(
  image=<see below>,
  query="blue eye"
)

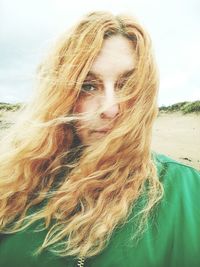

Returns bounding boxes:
[81,83,96,92]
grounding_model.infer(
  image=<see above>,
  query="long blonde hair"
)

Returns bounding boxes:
[0,11,163,258]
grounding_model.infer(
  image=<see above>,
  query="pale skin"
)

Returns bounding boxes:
[74,35,136,145]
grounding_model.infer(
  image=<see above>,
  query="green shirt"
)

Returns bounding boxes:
[0,153,200,267]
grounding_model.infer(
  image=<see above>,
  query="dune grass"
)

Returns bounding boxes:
[0,102,21,112]
[159,101,200,114]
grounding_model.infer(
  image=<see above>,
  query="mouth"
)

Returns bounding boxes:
[91,128,112,136]
[94,127,112,132]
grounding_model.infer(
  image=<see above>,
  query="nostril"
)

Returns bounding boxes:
[100,104,119,119]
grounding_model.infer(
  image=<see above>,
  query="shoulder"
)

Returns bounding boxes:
[152,152,200,224]
[153,152,200,187]
[152,152,200,216]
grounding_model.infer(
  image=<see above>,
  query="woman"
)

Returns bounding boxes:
[0,11,200,267]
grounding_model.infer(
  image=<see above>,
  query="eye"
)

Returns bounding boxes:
[82,84,95,91]
[116,71,133,90]
[81,83,96,93]
[116,78,127,91]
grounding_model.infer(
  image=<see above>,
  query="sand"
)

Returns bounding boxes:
[151,112,200,171]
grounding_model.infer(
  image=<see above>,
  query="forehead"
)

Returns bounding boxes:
[90,35,136,78]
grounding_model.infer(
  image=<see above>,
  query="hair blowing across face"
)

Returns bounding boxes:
[0,11,163,258]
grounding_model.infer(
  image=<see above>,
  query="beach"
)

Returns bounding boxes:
[152,112,200,170]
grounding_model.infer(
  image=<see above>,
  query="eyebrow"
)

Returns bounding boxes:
[85,68,135,80]
[119,69,135,78]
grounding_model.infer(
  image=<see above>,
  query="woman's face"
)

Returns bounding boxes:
[74,35,136,145]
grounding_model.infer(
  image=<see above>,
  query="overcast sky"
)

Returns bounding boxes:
[0,0,200,106]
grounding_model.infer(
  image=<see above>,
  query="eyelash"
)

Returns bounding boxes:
[81,83,97,92]
[81,77,129,94]
[116,79,126,88]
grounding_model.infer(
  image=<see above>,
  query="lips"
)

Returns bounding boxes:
[90,127,112,137]
[94,127,112,132]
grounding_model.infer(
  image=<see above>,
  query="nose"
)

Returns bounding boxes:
[100,103,119,119]
[100,86,119,119]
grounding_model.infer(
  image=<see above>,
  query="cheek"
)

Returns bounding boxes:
[73,98,84,114]
[73,96,99,143]
[74,96,98,115]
